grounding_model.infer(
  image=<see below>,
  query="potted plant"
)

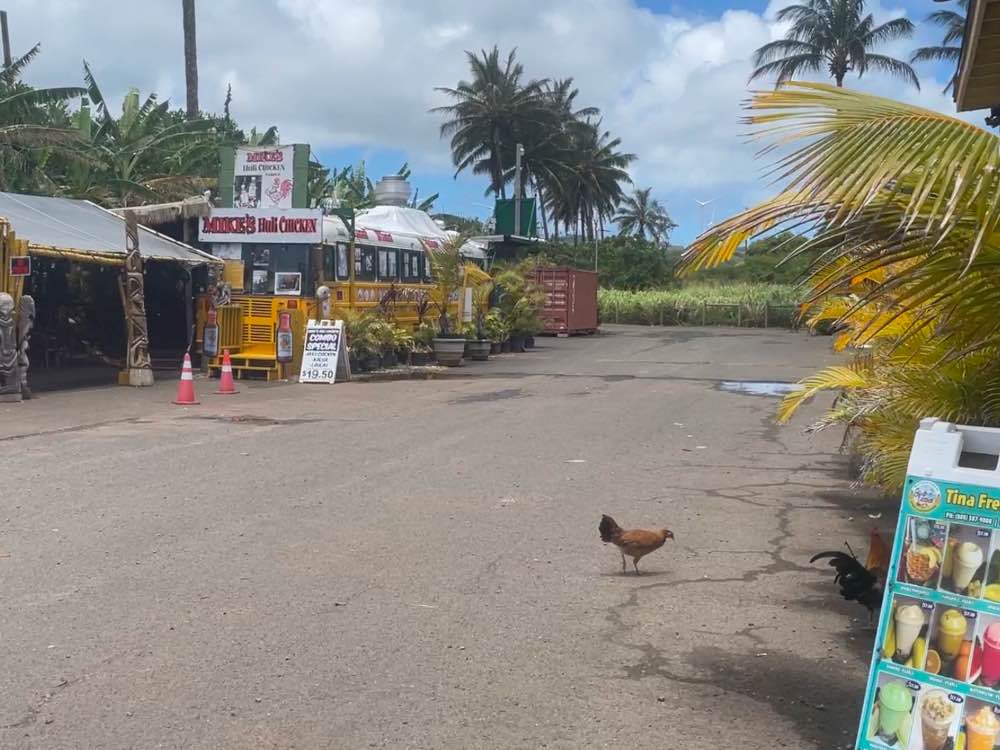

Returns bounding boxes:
[343,310,379,371]
[493,265,542,354]
[464,277,494,361]
[484,310,508,354]
[393,325,414,366]
[369,320,399,368]
[411,322,436,365]
[428,236,469,367]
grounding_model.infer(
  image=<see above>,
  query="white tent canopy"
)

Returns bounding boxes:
[323,204,487,260]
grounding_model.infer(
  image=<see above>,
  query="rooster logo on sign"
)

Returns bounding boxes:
[266,177,293,207]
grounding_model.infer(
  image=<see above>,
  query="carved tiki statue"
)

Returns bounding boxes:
[17,295,35,399]
[0,292,16,396]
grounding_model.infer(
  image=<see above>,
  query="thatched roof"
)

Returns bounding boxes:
[110,195,212,226]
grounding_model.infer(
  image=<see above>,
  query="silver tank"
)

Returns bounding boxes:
[373,175,411,207]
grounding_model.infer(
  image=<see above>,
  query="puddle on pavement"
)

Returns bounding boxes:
[718,381,803,397]
[450,388,525,404]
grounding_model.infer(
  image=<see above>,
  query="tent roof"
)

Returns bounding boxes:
[355,205,449,239]
[0,192,220,265]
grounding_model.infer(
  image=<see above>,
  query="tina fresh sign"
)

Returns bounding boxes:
[857,419,1000,749]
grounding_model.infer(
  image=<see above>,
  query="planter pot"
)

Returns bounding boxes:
[490,342,501,355]
[362,356,381,371]
[525,335,535,349]
[433,337,466,367]
[381,351,398,369]
[410,350,434,366]
[501,340,512,353]
[509,335,526,353]
[465,339,491,362]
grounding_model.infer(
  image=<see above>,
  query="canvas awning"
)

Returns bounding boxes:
[0,192,221,266]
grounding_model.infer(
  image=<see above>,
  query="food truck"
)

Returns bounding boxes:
[196,146,483,379]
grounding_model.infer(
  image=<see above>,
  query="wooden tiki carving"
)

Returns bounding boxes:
[16,294,33,399]
[0,291,19,401]
[121,212,154,386]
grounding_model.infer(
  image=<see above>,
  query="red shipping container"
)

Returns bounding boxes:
[530,266,598,335]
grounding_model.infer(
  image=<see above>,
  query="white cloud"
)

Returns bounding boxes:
[1,0,972,239]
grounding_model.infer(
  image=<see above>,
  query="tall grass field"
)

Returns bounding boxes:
[598,284,801,327]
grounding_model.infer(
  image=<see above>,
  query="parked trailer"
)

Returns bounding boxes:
[531,266,598,335]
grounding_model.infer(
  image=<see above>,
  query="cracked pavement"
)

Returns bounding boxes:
[1,325,885,748]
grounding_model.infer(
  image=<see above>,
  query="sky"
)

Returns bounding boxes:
[10,0,974,244]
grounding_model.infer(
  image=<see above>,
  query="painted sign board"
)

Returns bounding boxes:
[299,320,343,384]
[198,208,322,244]
[857,418,1000,749]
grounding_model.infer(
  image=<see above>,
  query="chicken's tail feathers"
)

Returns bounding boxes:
[599,514,621,543]
[810,550,853,565]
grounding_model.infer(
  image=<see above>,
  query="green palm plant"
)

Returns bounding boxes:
[0,43,86,192]
[73,62,216,206]
[613,187,676,244]
[433,46,550,198]
[911,0,967,92]
[750,0,919,88]
[678,82,1000,490]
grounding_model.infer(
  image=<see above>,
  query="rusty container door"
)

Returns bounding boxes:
[532,267,598,335]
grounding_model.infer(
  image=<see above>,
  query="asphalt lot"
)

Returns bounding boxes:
[1,325,884,749]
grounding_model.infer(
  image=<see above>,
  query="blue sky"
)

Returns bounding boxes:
[12,0,968,245]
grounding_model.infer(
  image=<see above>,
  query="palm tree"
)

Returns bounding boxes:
[613,187,676,244]
[679,82,1000,488]
[182,0,199,119]
[750,0,919,89]
[911,0,967,92]
[547,122,635,242]
[433,46,549,198]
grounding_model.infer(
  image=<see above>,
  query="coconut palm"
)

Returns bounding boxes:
[613,187,676,244]
[182,0,199,119]
[678,82,1000,489]
[433,46,549,198]
[911,0,967,92]
[547,122,635,242]
[750,0,919,89]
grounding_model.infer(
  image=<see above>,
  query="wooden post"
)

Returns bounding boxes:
[736,304,742,327]
[763,304,769,329]
[701,301,707,326]
[120,212,154,386]
[658,306,664,326]
[0,12,12,69]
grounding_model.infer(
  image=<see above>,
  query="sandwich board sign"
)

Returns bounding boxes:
[857,418,1000,749]
[299,319,343,384]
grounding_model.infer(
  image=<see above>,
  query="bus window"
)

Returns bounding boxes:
[355,245,376,281]
[376,248,398,282]
[336,244,350,280]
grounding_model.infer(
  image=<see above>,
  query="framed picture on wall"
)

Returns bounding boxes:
[252,246,271,268]
[274,272,302,296]
[251,270,269,294]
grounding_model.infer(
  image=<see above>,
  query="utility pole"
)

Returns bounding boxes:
[1,12,12,68]
[513,143,524,236]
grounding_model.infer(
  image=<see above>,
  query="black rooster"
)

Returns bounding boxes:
[811,535,887,627]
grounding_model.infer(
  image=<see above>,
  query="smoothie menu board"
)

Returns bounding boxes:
[858,475,1000,749]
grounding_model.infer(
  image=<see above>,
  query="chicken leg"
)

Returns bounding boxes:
[621,552,627,574]
[632,557,641,575]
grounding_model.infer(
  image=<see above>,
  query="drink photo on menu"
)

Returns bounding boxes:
[866,675,918,748]
[940,523,990,599]
[913,689,962,750]
[967,612,1000,690]
[899,517,948,591]
[959,699,1000,750]
[929,605,978,683]
[882,595,935,672]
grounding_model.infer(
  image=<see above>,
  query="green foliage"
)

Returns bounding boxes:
[527,236,673,289]
[683,232,815,285]
[484,310,509,343]
[598,284,800,326]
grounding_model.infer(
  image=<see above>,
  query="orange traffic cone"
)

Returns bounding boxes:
[172,352,200,405]
[216,349,239,395]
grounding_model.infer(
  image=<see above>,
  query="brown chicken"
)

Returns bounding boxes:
[599,514,674,575]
